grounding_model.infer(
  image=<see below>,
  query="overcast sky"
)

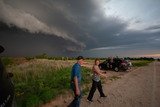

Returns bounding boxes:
[0,0,160,57]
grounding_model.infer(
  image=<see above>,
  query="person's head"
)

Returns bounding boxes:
[77,56,84,65]
[95,58,100,65]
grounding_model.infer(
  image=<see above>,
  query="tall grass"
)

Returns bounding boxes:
[9,59,91,107]
[1,57,14,66]
[132,60,153,67]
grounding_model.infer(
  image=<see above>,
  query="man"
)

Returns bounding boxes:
[69,56,84,107]
[0,45,14,107]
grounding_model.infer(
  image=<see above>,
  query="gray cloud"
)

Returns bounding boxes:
[0,0,122,51]
[0,0,85,49]
[0,0,160,57]
[145,24,160,31]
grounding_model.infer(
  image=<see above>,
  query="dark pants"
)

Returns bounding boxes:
[68,94,82,107]
[87,80,105,100]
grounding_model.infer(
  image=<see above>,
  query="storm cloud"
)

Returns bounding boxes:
[0,0,160,57]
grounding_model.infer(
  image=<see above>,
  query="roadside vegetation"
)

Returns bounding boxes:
[1,57,14,66]
[132,60,153,67]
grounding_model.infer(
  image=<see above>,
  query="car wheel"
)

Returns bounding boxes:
[123,66,128,71]
[114,67,119,72]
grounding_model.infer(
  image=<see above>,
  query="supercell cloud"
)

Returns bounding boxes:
[0,0,85,48]
[0,0,160,57]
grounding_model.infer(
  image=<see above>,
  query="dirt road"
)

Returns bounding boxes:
[42,61,160,107]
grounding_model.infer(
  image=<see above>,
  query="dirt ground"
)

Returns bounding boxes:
[42,61,160,107]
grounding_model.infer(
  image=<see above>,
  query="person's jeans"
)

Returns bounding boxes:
[68,83,82,107]
[68,94,81,107]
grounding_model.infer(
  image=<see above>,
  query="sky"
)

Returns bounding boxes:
[0,0,160,58]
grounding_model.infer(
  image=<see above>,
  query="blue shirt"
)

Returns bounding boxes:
[71,63,81,84]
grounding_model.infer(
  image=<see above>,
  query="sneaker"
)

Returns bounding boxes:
[87,99,93,103]
[100,95,107,98]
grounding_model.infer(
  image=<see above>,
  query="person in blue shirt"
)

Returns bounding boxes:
[68,56,84,107]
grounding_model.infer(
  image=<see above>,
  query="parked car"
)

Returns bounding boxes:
[0,45,14,107]
[99,58,129,72]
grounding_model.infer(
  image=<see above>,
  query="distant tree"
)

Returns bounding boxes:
[35,53,48,59]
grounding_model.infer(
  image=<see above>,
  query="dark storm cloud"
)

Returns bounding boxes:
[0,0,123,55]
[0,0,88,54]
[0,22,84,56]
[85,29,160,57]
[0,0,160,57]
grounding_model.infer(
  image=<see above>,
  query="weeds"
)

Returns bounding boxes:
[1,57,14,66]
[109,76,121,81]
[132,60,152,67]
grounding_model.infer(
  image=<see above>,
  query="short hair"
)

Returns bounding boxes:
[77,56,84,60]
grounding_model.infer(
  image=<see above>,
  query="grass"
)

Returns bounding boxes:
[132,60,153,67]
[8,59,91,107]
[1,57,14,66]
[109,76,121,81]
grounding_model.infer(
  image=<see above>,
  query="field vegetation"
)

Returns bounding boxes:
[131,60,153,67]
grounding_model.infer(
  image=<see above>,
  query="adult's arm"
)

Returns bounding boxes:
[73,76,80,96]
[94,66,107,78]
